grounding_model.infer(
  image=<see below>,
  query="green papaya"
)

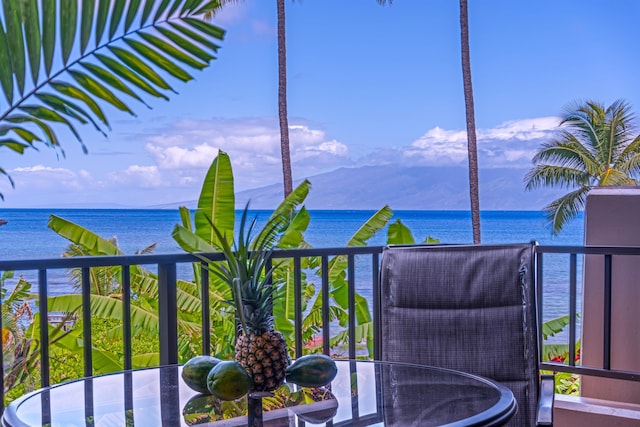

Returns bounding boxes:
[285,354,338,388]
[206,360,253,401]
[182,355,221,394]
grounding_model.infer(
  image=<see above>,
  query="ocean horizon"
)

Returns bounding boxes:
[0,208,584,261]
[0,208,584,325]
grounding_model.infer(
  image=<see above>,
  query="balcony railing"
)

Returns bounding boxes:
[0,244,639,413]
[536,244,640,382]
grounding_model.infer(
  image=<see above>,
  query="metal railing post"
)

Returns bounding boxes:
[81,267,92,377]
[158,263,178,366]
[603,254,612,371]
[38,269,50,387]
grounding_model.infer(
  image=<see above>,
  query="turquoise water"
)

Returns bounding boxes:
[0,209,584,324]
[0,208,584,258]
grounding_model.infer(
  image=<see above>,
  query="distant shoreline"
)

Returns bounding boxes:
[0,207,554,213]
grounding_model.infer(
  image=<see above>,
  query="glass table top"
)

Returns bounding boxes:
[2,360,516,427]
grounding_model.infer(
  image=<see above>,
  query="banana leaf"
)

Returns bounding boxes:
[387,219,415,244]
[194,150,235,248]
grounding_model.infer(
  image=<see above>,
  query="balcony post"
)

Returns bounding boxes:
[582,186,640,404]
[158,263,178,366]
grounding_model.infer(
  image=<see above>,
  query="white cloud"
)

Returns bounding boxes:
[8,165,91,190]
[0,115,562,207]
[109,165,164,188]
[146,143,220,169]
[406,127,469,164]
[383,117,561,168]
[480,117,560,141]
[13,165,73,174]
[141,117,352,190]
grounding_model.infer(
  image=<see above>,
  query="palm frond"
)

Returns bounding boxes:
[524,165,590,190]
[617,148,640,178]
[0,0,226,199]
[599,169,637,187]
[543,186,590,235]
[528,98,640,233]
[532,135,597,173]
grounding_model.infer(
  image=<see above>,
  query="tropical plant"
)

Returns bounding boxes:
[45,214,207,369]
[63,238,157,296]
[206,203,293,392]
[377,0,481,242]
[525,99,640,234]
[0,0,225,200]
[0,271,97,401]
[1,272,37,394]
[541,314,581,395]
[173,150,431,360]
[173,150,308,390]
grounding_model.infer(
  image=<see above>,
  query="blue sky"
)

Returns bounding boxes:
[1,0,639,208]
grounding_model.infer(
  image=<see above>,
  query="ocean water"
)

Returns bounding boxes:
[0,209,584,326]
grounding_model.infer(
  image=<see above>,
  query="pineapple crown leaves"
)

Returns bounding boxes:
[203,202,287,335]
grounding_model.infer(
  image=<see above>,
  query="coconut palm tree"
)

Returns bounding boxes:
[458,0,481,243]
[378,0,481,242]
[207,0,293,197]
[276,0,293,197]
[0,0,226,201]
[525,99,640,234]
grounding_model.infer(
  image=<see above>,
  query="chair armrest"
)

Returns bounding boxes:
[536,374,555,426]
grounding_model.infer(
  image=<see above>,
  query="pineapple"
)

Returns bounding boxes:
[235,324,289,391]
[210,204,291,392]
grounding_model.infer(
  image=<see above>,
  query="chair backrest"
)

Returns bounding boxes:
[379,243,540,426]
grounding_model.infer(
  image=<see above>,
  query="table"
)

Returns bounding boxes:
[2,360,517,427]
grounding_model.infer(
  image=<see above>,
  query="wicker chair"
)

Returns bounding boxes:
[379,243,554,426]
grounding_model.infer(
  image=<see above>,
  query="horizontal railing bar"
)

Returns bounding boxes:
[0,253,210,270]
[0,247,384,271]
[540,362,640,382]
[271,246,384,258]
[536,245,640,255]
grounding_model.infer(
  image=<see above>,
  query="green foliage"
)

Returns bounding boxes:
[3,152,441,402]
[525,99,640,234]
[387,218,440,245]
[194,151,236,248]
[541,314,581,395]
[0,0,225,200]
[173,151,406,358]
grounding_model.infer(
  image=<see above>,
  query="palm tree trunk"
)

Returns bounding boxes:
[277,0,293,197]
[459,0,481,243]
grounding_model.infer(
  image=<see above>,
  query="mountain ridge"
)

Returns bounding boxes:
[232,165,563,211]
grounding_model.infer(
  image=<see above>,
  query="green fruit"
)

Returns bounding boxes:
[182,355,222,394]
[285,354,338,388]
[206,360,253,401]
